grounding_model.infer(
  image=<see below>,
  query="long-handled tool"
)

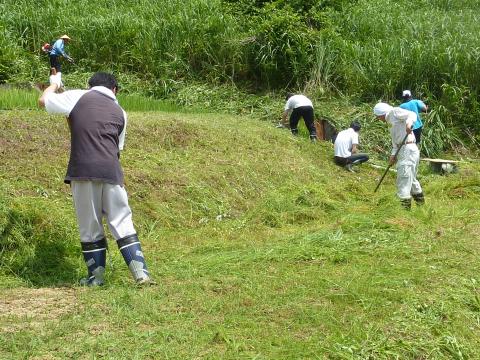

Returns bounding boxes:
[374,133,409,192]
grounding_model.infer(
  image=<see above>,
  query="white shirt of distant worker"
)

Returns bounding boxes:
[38,72,152,286]
[282,93,317,141]
[373,102,425,209]
[334,121,369,172]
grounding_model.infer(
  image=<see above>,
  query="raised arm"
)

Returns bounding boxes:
[38,74,62,108]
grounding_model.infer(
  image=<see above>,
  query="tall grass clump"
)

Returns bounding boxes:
[0,190,79,286]
[332,0,480,101]
[304,36,340,97]
[420,106,464,157]
[1,0,243,89]
[322,0,480,148]
[0,88,38,110]
[241,4,319,88]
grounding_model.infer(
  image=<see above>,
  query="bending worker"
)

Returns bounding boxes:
[49,34,74,75]
[399,90,428,144]
[373,102,425,209]
[334,121,369,172]
[38,72,152,286]
[282,93,317,141]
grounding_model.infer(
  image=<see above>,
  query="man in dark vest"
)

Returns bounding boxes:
[38,72,152,286]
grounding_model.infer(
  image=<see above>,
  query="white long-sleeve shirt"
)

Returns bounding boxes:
[385,107,417,155]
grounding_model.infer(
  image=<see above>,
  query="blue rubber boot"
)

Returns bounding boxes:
[116,234,151,285]
[80,238,106,286]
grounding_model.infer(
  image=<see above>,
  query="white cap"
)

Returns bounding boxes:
[402,90,412,97]
[373,102,393,116]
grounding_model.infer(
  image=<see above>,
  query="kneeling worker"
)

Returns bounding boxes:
[334,121,369,172]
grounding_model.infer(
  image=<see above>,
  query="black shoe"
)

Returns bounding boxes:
[345,164,356,173]
[400,198,412,210]
[412,192,425,205]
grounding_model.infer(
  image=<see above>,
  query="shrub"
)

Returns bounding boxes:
[244,4,318,88]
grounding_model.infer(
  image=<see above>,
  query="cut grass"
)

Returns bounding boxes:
[0,109,479,359]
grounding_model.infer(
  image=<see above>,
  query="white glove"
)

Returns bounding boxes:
[49,73,63,87]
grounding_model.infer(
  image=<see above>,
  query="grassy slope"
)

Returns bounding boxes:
[0,109,479,359]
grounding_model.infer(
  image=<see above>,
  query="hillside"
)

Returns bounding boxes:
[1,109,480,358]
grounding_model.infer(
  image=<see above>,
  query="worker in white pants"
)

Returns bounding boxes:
[374,102,425,209]
[396,144,423,203]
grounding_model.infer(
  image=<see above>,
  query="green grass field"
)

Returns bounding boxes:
[1,104,479,359]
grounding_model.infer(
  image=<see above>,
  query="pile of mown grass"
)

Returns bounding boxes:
[1,109,480,358]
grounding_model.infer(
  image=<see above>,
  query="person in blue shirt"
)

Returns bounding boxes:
[399,90,428,144]
[49,34,74,75]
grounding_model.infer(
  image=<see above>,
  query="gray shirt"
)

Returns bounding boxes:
[44,87,126,185]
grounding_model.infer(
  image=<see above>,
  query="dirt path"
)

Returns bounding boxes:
[0,287,81,333]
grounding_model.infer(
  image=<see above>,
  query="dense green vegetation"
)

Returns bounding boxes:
[1,109,480,358]
[1,0,480,150]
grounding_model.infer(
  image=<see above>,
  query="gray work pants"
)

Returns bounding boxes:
[71,181,136,243]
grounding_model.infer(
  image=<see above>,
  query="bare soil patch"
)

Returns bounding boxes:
[0,287,81,332]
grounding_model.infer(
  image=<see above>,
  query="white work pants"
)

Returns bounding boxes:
[396,144,422,200]
[71,181,136,243]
